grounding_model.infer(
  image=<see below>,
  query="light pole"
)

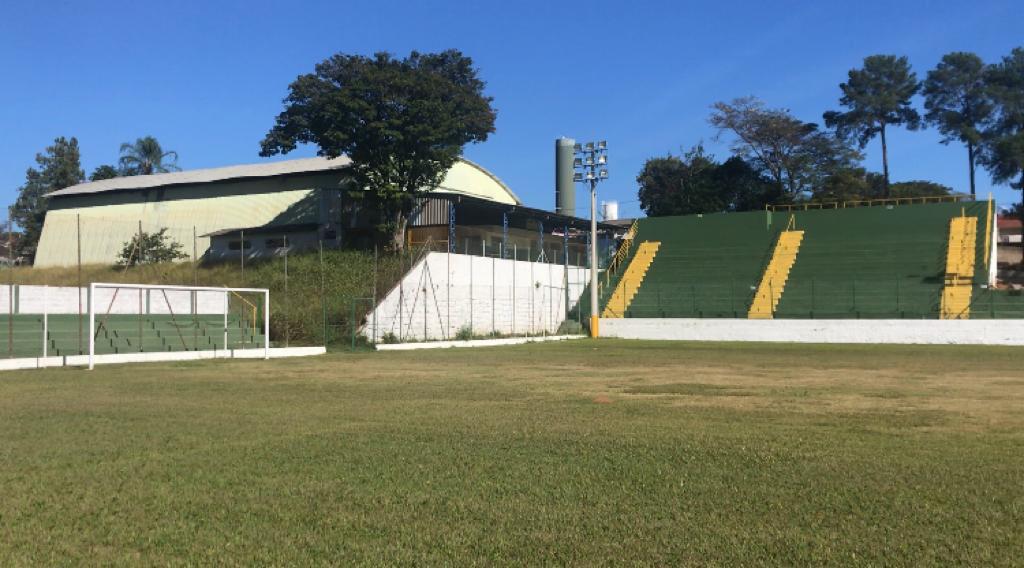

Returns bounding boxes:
[573,141,608,337]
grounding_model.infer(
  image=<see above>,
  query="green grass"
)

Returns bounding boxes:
[1,339,1022,564]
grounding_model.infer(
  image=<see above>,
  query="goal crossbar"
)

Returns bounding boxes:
[88,282,270,370]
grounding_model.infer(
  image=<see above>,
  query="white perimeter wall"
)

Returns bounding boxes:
[601,318,1024,346]
[0,285,225,315]
[363,252,592,341]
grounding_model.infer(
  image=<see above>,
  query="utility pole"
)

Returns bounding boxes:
[573,141,608,337]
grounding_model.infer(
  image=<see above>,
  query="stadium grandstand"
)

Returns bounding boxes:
[595,197,1024,322]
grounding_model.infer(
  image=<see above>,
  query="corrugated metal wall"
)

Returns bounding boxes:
[35,189,315,267]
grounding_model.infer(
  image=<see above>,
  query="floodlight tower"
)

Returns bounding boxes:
[572,141,608,337]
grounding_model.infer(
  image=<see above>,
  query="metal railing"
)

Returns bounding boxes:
[767,194,972,212]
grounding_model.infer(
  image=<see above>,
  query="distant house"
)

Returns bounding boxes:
[997,215,1022,244]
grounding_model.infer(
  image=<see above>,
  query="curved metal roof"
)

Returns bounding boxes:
[46,156,522,205]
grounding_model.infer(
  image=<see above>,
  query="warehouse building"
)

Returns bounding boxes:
[36,156,609,267]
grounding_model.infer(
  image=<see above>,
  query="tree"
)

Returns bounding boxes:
[116,228,188,266]
[637,146,774,216]
[260,50,496,251]
[89,164,120,181]
[824,55,921,194]
[709,97,860,199]
[889,180,953,198]
[981,47,1024,263]
[119,136,179,176]
[11,137,84,262]
[637,146,719,216]
[814,167,886,202]
[922,52,993,197]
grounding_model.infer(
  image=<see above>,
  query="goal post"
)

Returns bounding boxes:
[88,282,270,370]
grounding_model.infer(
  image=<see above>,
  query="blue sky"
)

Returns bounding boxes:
[1,0,1019,219]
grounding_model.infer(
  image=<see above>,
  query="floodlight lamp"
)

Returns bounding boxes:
[597,140,607,150]
[597,155,607,165]
[573,172,583,182]
[573,158,583,168]
[599,169,608,179]
[573,143,582,152]
[584,156,595,166]
[585,142,595,151]
[586,171,595,180]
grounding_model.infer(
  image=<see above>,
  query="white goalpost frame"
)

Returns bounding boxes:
[88,282,270,370]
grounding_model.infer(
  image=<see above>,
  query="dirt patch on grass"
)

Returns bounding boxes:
[623,383,753,397]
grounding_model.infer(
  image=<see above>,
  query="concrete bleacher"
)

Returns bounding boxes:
[0,314,262,359]
[599,200,1015,320]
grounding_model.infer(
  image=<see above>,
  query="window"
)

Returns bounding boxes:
[265,238,286,248]
[228,240,251,251]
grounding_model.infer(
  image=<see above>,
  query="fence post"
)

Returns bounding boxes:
[492,256,496,336]
[42,285,48,358]
[852,280,858,318]
[77,213,82,355]
[896,277,901,318]
[469,254,474,336]
[283,235,289,348]
[319,241,327,347]
[193,226,198,286]
[810,278,815,319]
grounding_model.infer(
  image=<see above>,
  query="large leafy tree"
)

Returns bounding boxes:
[981,47,1024,263]
[11,137,84,262]
[637,145,773,216]
[824,55,921,194]
[922,52,993,197]
[260,50,497,251]
[119,136,180,176]
[709,97,860,199]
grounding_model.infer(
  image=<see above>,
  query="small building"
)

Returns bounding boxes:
[997,215,1021,244]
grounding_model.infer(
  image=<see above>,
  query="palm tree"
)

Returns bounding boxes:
[118,136,180,176]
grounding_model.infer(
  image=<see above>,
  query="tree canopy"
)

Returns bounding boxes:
[709,97,861,199]
[89,164,120,181]
[923,52,992,197]
[824,55,921,193]
[260,49,497,251]
[981,48,1024,192]
[12,137,84,262]
[119,136,179,176]
[637,146,774,216]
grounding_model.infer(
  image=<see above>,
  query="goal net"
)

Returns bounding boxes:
[87,283,269,369]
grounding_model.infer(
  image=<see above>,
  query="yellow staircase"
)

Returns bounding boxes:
[601,241,661,318]
[940,215,978,319]
[748,230,805,319]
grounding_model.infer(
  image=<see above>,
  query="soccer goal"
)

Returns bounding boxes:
[87,282,270,370]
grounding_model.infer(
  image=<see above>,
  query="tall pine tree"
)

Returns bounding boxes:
[12,137,84,262]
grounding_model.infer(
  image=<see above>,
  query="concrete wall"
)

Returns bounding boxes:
[600,317,1024,346]
[363,252,592,341]
[0,285,225,315]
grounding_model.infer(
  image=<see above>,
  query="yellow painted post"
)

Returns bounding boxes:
[984,192,993,270]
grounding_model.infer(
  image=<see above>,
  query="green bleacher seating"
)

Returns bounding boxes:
[596,200,1019,320]
[0,313,263,359]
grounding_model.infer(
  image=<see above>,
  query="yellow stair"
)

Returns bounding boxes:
[940,216,978,319]
[748,230,804,319]
[601,241,661,318]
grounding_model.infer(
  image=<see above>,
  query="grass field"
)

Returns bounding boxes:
[1,339,1022,564]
